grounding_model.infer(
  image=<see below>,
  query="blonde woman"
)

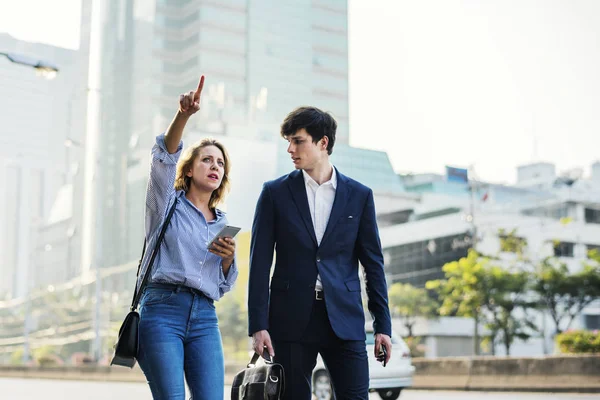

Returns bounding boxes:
[136,75,238,399]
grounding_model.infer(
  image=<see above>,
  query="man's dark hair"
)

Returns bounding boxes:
[280,106,337,155]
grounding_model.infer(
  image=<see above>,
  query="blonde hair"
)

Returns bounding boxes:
[174,138,231,210]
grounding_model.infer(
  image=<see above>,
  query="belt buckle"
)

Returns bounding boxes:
[315,290,324,300]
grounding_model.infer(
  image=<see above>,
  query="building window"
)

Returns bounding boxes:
[584,314,600,330]
[523,202,572,220]
[553,241,575,258]
[383,233,472,287]
[585,208,600,224]
[377,209,413,227]
[414,207,461,221]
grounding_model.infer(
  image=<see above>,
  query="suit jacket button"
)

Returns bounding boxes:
[316,258,321,262]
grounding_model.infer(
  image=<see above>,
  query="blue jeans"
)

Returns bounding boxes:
[138,283,224,399]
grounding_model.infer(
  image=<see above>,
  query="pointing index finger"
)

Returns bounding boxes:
[193,75,205,101]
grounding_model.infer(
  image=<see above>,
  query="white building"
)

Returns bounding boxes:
[378,162,600,357]
[0,33,82,298]
[148,0,351,143]
[1,0,401,299]
[120,0,404,267]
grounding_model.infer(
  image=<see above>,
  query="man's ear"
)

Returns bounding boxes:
[321,136,329,151]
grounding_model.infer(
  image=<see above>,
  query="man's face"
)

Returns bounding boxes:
[286,129,327,171]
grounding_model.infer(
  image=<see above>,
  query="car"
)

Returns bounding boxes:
[312,328,414,400]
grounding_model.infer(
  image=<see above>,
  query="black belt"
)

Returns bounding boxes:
[146,282,213,303]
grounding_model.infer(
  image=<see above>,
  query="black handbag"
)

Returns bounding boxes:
[231,352,285,400]
[110,199,178,368]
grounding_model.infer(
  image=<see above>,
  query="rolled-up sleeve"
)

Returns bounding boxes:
[145,134,183,237]
[218,258,239,298]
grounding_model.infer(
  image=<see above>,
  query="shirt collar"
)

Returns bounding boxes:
[214,208,226,219]
[302,164,337,189]
[177,190,226,221]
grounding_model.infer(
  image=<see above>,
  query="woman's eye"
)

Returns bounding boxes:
[218,161,224,167]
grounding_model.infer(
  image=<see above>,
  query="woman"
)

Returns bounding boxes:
[137,75,238,399]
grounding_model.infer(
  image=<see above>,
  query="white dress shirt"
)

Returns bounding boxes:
[302,166,337,291]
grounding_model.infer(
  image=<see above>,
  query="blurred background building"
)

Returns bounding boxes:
[0,0,405,362]
[0,0,599,363]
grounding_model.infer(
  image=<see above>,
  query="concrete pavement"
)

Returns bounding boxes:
[2,377,600,400]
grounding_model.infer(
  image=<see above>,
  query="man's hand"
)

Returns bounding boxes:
[178,75,204,117]
[252,330,275,358]
[374,333,392,365]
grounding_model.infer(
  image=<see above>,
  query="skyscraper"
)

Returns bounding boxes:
[150,0,350,142]
[0,33,79,298]
[81,0,403,270]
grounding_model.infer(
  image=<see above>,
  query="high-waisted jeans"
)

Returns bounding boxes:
[137,283,224,399]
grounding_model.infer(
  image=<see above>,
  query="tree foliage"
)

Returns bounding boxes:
[388,282,438,337]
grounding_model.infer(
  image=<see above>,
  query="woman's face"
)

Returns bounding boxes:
[186,145,225,192]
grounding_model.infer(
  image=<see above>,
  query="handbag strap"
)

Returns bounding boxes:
[130,198,178,311]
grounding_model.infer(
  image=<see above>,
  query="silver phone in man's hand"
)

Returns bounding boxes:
[208,225,241,248]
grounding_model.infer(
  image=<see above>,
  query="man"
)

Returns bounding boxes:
[248,106,392,400]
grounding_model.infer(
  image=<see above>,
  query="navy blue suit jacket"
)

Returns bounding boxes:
[248,168,392,342]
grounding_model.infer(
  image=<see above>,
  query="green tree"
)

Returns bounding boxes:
[556,330,600,354]
[426,250,488,355]
[216,293,248,357]
[532,257,600,335]
[10,348,24,365]
[589,249,600,263]
[479,267,537,355]
[498,228,528,255]
[427,250,538,355]
[388,283,438,337]
[32,345,63,366]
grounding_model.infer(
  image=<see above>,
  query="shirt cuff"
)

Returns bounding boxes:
[219,258,239,296]
[154,133,183,164]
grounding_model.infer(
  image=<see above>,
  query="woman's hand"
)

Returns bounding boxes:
[210,237,236,268]
[178,75,204,117]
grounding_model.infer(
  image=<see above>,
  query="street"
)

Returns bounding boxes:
[1,378,599,400]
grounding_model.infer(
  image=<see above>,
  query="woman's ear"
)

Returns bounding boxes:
[186,168,193,178]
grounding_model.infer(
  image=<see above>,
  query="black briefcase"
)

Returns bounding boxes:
[231,352,285,399]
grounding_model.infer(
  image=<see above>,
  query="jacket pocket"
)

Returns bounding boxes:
[344,279,361,292]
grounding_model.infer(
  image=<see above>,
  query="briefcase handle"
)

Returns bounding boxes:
[247,350,274,368]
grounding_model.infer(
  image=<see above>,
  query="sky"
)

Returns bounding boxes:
[348,0,600,183]
[1,0,599,184]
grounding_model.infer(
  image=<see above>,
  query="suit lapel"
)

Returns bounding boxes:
[287,170,318,247]
[320,169,351,247]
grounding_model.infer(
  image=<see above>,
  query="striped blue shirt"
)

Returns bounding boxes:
[136,134,238,301]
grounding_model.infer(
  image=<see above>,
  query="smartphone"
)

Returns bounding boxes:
[377,344,388,367]
[207,225,241,248]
